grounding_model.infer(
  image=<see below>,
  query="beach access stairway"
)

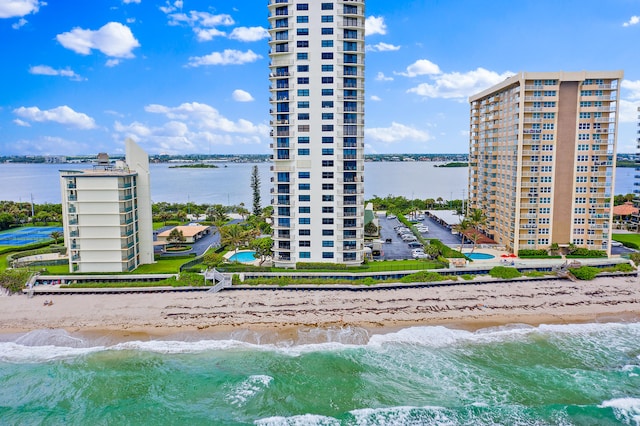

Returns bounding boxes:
[205,269,232,293]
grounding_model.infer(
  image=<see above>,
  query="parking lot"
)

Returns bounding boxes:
[375,213,462,260]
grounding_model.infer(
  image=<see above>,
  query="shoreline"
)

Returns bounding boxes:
[1,275,639,343]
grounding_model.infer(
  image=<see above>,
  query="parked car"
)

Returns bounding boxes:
[402,235,418,242]
[387,214,397,220]
[408,241,423,249]
[611,241,623,247]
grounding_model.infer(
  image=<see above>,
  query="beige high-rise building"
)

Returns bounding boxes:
[468,71,623,255]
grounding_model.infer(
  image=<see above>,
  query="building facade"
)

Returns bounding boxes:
[468,71,623,255]
[268,0,365,267]
[633,106,640,230]
[59,139,153,272]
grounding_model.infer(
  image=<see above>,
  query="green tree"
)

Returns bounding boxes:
[467,208,487,253]
[364,221,378,236]
[50,231,63,244]
[167,228,186,246]
[251,165,262,216]
[206,204,229,223]
[0,212,14,230]
[455,219,472,252]
[220,223,248,253]
[250,237,273,265]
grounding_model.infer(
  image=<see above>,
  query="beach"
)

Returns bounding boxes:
[1,275,639,338]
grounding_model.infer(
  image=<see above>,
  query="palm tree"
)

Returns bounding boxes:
[49,231,63,244]
[454,219,472,252]
[220,224,248,253]
[467,208,487,253]
[436,197,443,207]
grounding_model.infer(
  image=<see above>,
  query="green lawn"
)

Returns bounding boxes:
[612,233,640,248]
[130,257,189,274]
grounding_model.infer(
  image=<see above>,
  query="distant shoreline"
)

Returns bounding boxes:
[168,164,219,169]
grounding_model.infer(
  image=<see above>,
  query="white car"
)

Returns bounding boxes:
[402,235,418,242]
[387,214,397,220]
[611,241,623,247]
[412,252,429,259]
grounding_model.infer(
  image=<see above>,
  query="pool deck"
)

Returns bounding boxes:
[224,250,268,266]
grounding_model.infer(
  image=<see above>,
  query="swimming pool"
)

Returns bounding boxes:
[466,252,495,260]
[228,251,257,263]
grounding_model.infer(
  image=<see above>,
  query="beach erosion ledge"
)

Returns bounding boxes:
[0,275,639,338]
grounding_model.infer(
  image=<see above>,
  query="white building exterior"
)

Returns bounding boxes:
[59,139,154,272]
[268,0,366,267]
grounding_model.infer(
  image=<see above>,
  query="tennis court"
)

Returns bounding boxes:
[0,226,63,246]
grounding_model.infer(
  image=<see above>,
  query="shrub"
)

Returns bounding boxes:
[569,266,600,280]
[296,262,349,270]
[461,274,474,281]
[566,248,606,258]
[399,271,446,283]
[629,252,640,266]
[489,266,522,279]
[614,263,635,272]
[0,269,31,293]
[518,249,548,257]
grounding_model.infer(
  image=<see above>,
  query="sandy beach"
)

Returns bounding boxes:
[0,275,639,338]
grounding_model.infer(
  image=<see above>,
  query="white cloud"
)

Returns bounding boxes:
[114,101,269,154]
[398,59,441,77]
[229,26,269,42]
[105,59,121,67]
[126,17,136,24]
[0,0,44,18]
[623,15,640,27]
[618,99,639,123]
[367,42,400,52]
[13,105,96,129]
[366,122,432,143]
[29,65,83,80]
[187,49,261,67]
[365,16,386,36]
[622,79,640,100]
[123,0,140,3]
[56,22,140,58]
[12,136,95,156]
[194,27,226,41]
[13,118,30,127]
[375,72,393,82]
[11,17,26,29]
[232,89,254,102]
[407,67,515,100]
[370,95,382,101]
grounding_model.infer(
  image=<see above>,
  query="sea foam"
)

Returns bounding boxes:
[599,397,640,425]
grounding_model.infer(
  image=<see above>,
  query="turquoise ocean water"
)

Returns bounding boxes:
[1,322,640,425]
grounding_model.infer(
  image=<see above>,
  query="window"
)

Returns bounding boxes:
[298,171,310,179]
[322,113,334,120]
[297,77,309,84]
[297,101,309,109]
[322,229,334,236]
[297,41,309,48]
[299,240,311,247]
[297,65,309,73]
[321,52,334,59]
[322,160,334,167]
[579,112,591,119]
[322,207,334,213]
[578,123,591,130]
[297,113,309,120]
[297,16,309,23]
[298,136,309,144]
[297,4,308,10]
[298,148,309,155]
[321,40,334,47]
[322,89,334,96]
[321,3,333,10]
[299,218,310,225]
[322,136,333,143]
[322,194,334,201]
[322,240,334,247]
[299,252,311,259]
[322,101,334,108]
[299,195,310,202]
[322,125,334,131]
[298,125,309,132]
[322,183,334,190]
[297,53,308,60]
[322,218,334,225]
[322,252,334,259]
[322,172,334,179]
[542,123,554,130]
[321,15,333,22]
[578,134,590,140]
[298,183,310,190]
[297,28,309,36]
[321,27,333,35]
[322,76,334,84]
[299,206,310,214]
[321,64,334,72]
[297,89,309,96]
[299,229,311,236]
[322,148,334,155]
[543,112,555,119]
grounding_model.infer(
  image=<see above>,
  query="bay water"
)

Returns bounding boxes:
[0,162,635,206]
[1,322,639,425]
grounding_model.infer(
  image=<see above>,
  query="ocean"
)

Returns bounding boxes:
[1,322,639,425]
[0,162,635,206]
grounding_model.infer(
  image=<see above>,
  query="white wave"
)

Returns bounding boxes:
[227,375,273,407]
[255,414,340,426]
[349,405,454,426]
[0,342,105,363]
[599,397,640,425]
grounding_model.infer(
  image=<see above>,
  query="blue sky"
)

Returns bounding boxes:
[1,0,639,156]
